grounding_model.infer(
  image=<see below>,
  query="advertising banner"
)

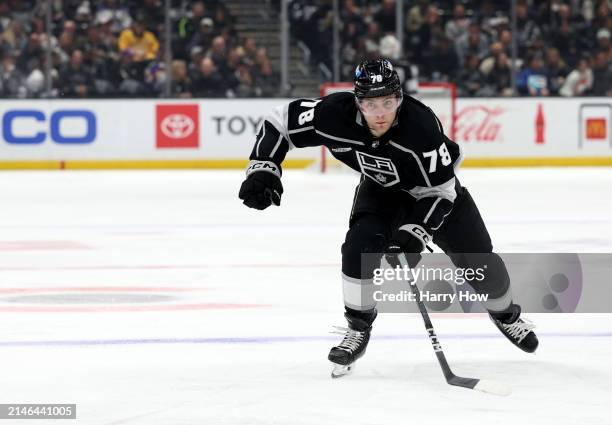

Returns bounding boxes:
[0,97,610,169]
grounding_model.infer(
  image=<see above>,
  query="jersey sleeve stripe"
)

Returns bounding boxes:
[423,197,442,224]
[430,209,452,230]
[269,134,285,158]
[254,122,266,157]
[266,104,296,150]
[288,126,314,134]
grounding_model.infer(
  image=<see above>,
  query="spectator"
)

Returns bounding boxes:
[445,3,470,41]
[58,49,93,97]
[514,2,541,57]
[406,0,429,33]
[255,57,278,97]
[24,64,45,97]
[171,60,192,98]
[380,34,418,92]
[188,45,205,80]
[427,36,459,81]
[190,57,227,98]
[176,1,207,59]
[138,0,164,35]
[363,21,381,57]
[560,57,593,96]
[596,28,610,55]
[552,19,580,67]
[341,0,366,39]
[374,0,396,34]
[407,5,443,64]
[545,47,569,95]
[233,60,258,97]
[90,42,120,96]
[590,50,611,96]
[487,52,513,96]
[187,18,215,60]
[243,37,258,65]
[455,22,489,66]
[207,35,229,74]
[0,55,25,98]
[95,0,132,34]
[212,3,235,40]
[118,53,145,96]
[478,0,507,34]
[517,55,550,96]
[118,18,159,62]
[457,54,485,97]
[479,42,504,76]
[498,29,513,56]
[18,33,44,75]
[1,20,28,57]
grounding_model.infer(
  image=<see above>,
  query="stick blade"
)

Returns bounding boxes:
[473,379,512,397]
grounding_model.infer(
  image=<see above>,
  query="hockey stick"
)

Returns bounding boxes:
[397,253,512,396]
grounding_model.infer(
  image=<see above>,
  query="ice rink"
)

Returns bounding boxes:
[0,167,611,425]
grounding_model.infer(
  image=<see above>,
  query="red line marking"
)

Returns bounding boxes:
[0,241,91,251]
[0,303,266,313]
[0,286,205,294]
[0,263,339,271]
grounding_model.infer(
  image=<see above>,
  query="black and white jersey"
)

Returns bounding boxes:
[247,91,463,231]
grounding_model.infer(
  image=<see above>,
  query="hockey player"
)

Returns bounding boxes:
[238,59,538,377]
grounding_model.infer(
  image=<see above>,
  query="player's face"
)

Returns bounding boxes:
[358,95,400,136]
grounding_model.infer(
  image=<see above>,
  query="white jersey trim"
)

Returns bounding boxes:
[408,177,457,203]
[388,141,432,187]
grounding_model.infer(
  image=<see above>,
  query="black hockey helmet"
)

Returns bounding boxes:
[353,58,402,99]
[353,58,403,117]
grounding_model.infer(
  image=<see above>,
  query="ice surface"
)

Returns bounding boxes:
[0,168,611,425]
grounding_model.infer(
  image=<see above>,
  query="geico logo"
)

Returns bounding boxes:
[212,115,263,135]
[160,113,195,139]
[2,110,96,144]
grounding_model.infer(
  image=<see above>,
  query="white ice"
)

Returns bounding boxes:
[0,168,611,425]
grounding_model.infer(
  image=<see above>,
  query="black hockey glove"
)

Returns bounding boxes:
[239,160,283,210]
[385,224,432,268]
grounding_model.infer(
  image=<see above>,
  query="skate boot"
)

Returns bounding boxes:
[328,309,377,378]
[490,304,538,353]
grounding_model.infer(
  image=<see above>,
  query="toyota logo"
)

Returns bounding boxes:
[160,114,195,139]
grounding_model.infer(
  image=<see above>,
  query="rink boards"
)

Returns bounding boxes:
[0,97,610,169]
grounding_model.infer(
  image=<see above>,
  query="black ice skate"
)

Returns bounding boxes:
[490,304,539,353]
[328,309,376,378]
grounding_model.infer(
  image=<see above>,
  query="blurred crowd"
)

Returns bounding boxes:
[292,0,612,96]
[1,0,610,98]
[0,0,278,98]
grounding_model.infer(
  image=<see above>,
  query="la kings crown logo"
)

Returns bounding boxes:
[356,151,399,187]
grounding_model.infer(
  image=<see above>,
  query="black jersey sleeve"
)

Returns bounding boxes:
[400,105,463,232]
[247,98,327,172]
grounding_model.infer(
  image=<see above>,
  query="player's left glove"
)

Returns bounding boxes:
[385,224,432,267]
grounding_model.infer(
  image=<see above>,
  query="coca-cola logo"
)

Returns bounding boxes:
[160,114,195,139]
[455,106,505,142]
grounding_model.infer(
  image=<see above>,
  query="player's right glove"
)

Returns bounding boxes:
[385,224,432,268]
[238,160,283,210]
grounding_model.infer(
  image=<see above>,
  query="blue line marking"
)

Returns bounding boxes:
[1,333,611,348]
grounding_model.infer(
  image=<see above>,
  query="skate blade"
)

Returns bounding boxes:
[331,363,354,378]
